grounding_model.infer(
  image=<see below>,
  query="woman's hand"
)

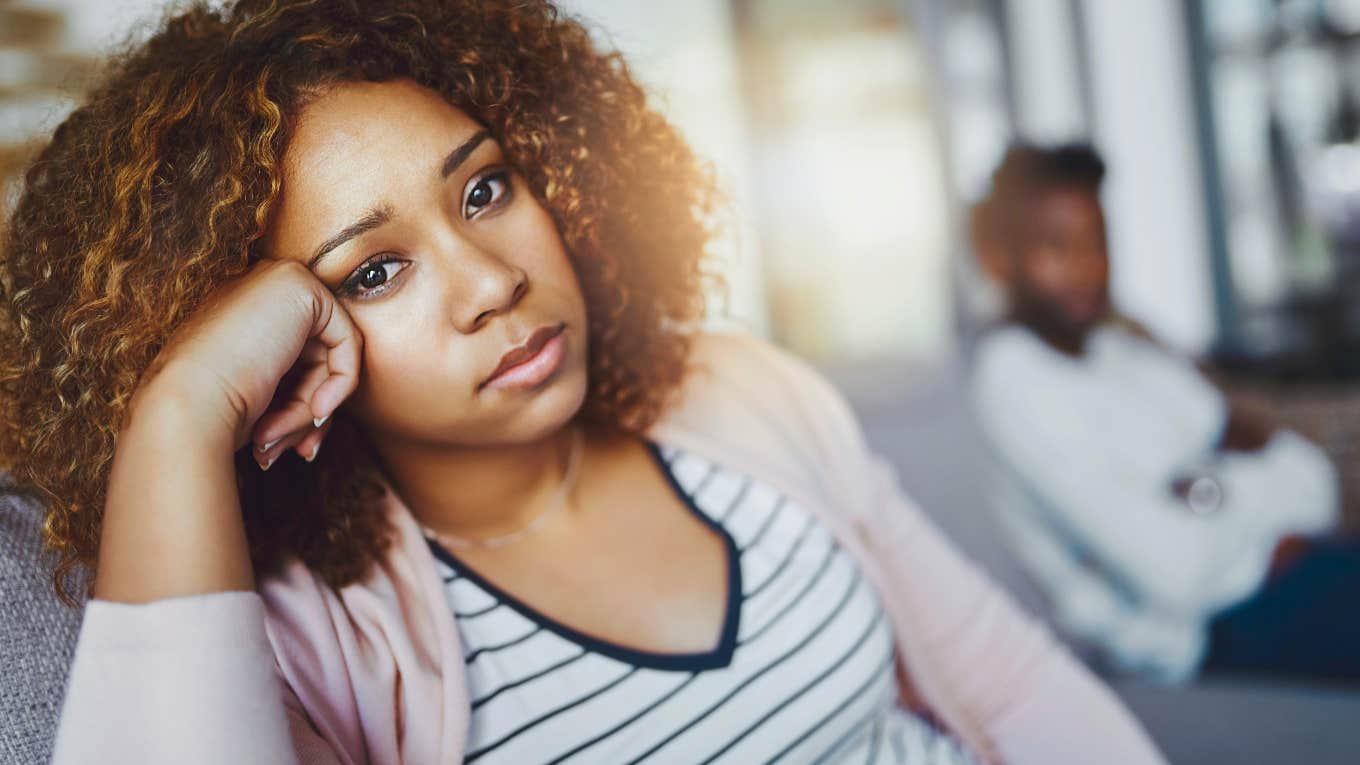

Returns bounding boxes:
[133,258,363,468]
[97,259,363,602]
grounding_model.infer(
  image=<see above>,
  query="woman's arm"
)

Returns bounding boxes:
[50,380,342,765]
[92,373,255,603]
[51,259,362,764]
[733,333,1166,764]
[50,591,314,763]
[858,451,1167,764]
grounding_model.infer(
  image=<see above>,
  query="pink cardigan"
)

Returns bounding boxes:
[51,330,1165,764]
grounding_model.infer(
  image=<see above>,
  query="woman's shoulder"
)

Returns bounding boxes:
[679,327,853,411]
[652,327,869,483]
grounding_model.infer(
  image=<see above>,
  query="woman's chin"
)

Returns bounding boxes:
[489,366,590,442]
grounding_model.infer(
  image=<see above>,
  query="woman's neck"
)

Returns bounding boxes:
[367,422,586,540]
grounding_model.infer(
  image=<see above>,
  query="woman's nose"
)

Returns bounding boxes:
[450,246,528,333]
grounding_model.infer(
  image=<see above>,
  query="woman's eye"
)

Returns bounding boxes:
[340,256,407,298]
[463,171,511,217]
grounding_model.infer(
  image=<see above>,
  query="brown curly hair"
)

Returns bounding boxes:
[0,0,727,607]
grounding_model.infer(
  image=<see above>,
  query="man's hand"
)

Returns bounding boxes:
[1170,473,1224,515]
[1218,393,1277,453]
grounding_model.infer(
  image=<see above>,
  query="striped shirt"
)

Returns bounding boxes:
[425,441,980,764]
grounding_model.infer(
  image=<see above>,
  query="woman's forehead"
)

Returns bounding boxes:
[267,80,490,261]
[284,80,483,179]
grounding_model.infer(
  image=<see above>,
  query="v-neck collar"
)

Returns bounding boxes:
[423,438,742,672]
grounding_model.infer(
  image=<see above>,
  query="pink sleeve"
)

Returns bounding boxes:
[50,590,337,765]
[743,334,1166,764]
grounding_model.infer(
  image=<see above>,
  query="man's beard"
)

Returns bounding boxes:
[1009,285,1106,355]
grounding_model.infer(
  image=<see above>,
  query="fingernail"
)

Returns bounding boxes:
[257,437,282,453]
[259,455,275,472]
[305,442,319,463]
[313,414,329,428]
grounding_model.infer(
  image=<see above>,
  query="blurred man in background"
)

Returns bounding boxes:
[968,142,1358,685]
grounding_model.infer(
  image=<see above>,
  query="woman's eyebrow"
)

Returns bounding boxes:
[441,129,490,179]
[308,203,394,271]
[306,129,491,272]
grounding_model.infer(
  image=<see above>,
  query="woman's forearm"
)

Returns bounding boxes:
[54,373,310,764]
[94,375,255,603]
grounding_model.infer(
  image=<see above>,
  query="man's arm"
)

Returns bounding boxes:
[1216,392,1278,453]
[970,334,1285,618]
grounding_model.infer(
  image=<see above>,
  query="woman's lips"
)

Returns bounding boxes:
[481,323,567,392]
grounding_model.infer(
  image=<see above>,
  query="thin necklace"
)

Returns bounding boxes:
[419,426,584,551]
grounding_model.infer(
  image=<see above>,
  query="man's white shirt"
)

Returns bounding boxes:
[970,322,1339,682]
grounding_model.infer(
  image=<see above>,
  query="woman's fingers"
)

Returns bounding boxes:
[254,425,305,470]
[305,288,363,424]
[251,344,333,449]
[254,415,331,471]
[245,278,360,471]
[293,416,333,464]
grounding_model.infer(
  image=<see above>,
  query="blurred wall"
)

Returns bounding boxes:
[1084,0,1217,355]
[927,0,1218,356]
[560,0,769,338]
[1007,0,1086,144]
[0,0,206,213]
[936,0,1360,365]
[731,0,952,364]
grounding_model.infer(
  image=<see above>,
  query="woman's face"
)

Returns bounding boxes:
[264,78,590,447]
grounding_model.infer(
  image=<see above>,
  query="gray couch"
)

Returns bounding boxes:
[0,481,88,765]
[2,356,1359,763]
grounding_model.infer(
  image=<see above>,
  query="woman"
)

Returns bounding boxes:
[1,1,1164,763]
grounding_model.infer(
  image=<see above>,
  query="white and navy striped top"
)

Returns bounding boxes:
[424,441,980,764]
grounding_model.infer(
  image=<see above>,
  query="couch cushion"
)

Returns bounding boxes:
[0,478,89,765]
[1115,677,1360,764]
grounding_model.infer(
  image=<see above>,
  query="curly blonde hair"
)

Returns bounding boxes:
[0,0,726,607]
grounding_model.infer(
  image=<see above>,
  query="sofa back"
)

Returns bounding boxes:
[0,476,88,765]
